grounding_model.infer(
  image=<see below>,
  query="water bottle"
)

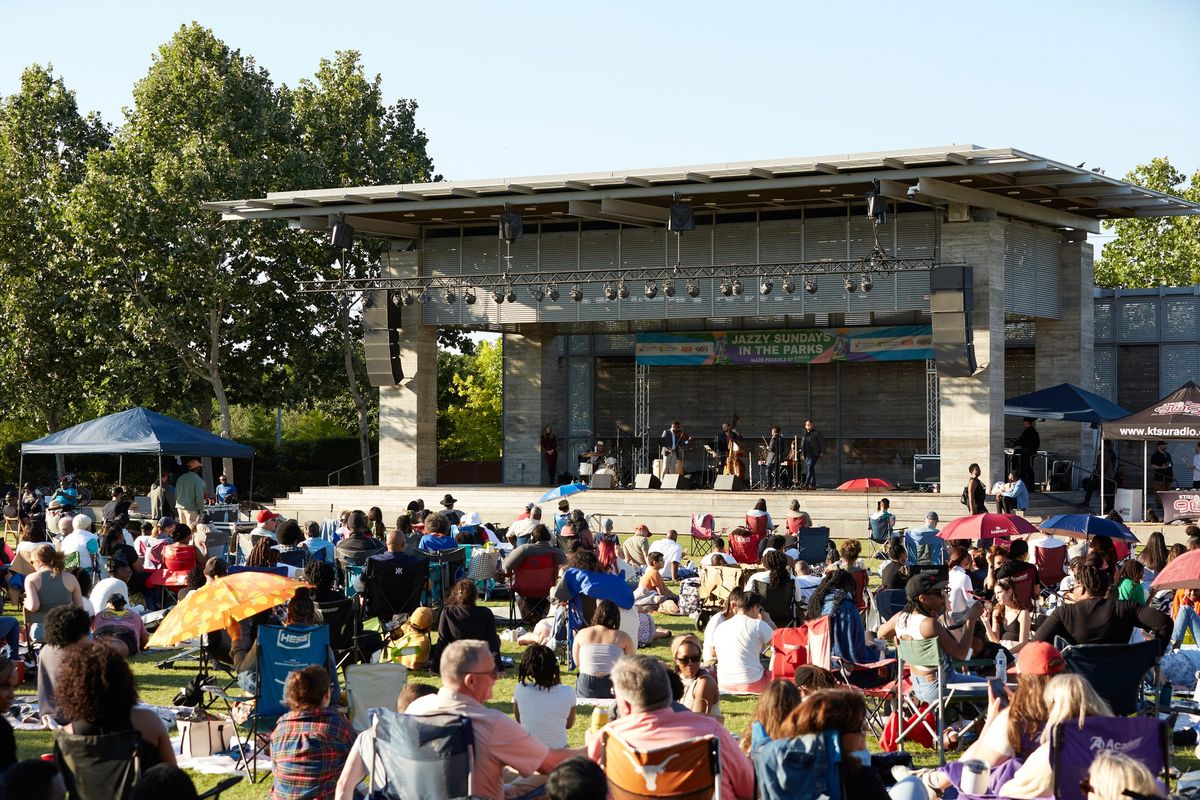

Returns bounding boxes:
[994,649,1008,683]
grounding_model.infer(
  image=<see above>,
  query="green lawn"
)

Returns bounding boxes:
[17,542,1196,797]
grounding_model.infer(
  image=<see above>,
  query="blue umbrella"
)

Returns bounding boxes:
[1039,513,1138,542]
[538,482,590,504]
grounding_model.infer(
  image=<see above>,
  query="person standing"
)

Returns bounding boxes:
[964,462,987,515]
[764,426,785,489]
[214,475,237,504]
[149,472,176,521]
[1151,441,1175,514]
[174,458,206,529]
[1013,418,1041,492]
[799,420,823,489]
[540,426,558,485]
[1192,442,1200,489]
[659,421,691,477]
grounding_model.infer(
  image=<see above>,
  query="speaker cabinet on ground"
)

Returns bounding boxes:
[929,265,977,377]
[588,473,615,490]
[634,474,661,490]
[660,474,691,490]
[714,475,749,491]
[363,289,405,386]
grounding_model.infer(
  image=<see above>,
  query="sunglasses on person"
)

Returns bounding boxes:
[1079,778,1153,799]
[675,654,701,664]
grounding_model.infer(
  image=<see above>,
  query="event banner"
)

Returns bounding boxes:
[635,325,933,366]
[1162,490,1200,524]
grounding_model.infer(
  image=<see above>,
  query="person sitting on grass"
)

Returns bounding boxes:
[573,600,635,700]
[671,634,720,719]
[711,590,776,693]
[270,664,355,800]
[545,757,607,800]
[513,644,576,748]
[2,759,65,800]
[793,664,838,698]
[738,678,800,753]
[633,552,676,608]
[37,606,91,727]
[92,593,149,657]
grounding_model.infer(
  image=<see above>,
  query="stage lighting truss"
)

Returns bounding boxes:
[298,258,939,302]
[443,287,456,304]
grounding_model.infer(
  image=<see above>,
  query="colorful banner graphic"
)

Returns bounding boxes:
[1162,491,1200,524]
[635,325,933,366]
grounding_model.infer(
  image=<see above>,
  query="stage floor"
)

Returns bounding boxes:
[272,483,1086,540]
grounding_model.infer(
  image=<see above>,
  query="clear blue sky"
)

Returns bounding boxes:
[3,0,1197,195]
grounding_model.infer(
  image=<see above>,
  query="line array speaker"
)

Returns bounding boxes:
[364,290,405,386]
[929,265,977,378]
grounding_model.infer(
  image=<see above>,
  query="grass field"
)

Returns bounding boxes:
[16,545,1197,798]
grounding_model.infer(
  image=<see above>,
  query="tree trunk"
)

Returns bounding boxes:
[208,309,236,493]
[339,294,374,485]
[46,412,65,482]
[196,390,215,500]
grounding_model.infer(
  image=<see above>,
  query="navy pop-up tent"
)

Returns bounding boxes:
[1004,382,1129,424]
[20,407,255,498]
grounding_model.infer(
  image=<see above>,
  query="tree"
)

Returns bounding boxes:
[69,24,311,483]
[1094,157,1200,288]
[440,339,503,462]
[0,65,110,454]
[291,50,435,483]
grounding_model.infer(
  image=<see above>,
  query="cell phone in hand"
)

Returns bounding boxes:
[989,677,1009,708]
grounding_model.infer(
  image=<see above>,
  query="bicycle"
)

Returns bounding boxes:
[36,473,93,508]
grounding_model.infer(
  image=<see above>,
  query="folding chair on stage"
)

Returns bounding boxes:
[367,709,476,799]
[600,730,721,800]
[690,513,716,558]
[1060,639,1161,716]
[893,637,990,765]
[204,624,337,783]
[344,662,408,732]
[1050,716,1169,800]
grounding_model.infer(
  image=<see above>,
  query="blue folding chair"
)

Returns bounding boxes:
[205,623,337,783]
[369,709,475,799]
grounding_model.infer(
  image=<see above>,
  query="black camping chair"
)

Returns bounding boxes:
[54,729,142,800]
[750,578,797,627]
[794,526,831,566]
[1059,638,1162,716]
[318,596,371,670]
[362,554,430,626]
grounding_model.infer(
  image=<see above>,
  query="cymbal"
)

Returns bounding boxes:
[615,420,633,433]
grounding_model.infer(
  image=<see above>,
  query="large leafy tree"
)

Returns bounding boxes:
[291,50,435,483]
[0,65,110,446]
[440,339,503,462]
[1094,157,1200,288]
[69,24,311,483]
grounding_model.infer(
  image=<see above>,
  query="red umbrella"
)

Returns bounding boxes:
[938,513,1039,541]
[1151,550,1200,591]
[836,477,895,492]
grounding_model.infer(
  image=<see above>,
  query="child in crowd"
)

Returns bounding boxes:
[380,607,434,669]
[513,644,575,749]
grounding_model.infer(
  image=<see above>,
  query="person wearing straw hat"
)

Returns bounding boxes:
[440,494,463,527]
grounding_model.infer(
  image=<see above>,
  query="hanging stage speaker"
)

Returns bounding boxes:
[589,473,616,490]
[929,265,977,378]
[668,201,695,232]
[634,473,661,490]
[363,290,405,386]
[714,475,749,491]
[660,474,691,490]
[499,209,524,242]
[330,219,355,250]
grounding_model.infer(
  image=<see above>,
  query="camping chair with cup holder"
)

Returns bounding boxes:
[893,636,990,766]
[600,729,721,800]
[365,709,476,799]
[360,553,429,628]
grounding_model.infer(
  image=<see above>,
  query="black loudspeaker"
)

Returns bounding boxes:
[634,474,661,490]
[589,473,615,490]
[929,265,977,377]
[668,202,695,232]
[660,474,691,490]
[330,219,355,249]
[714,475,749,491]
[363,290,405,386]
[499,209,523,242]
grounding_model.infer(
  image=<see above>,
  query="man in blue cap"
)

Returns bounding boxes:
[904,510,945,566]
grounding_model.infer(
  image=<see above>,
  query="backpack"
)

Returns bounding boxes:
[678,578,701,616]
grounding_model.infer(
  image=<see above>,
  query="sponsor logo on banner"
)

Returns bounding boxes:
[1089,735,1142,753]
[1153,401,1200,417]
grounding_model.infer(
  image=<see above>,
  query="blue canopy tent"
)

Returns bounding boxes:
[20,406,256,501]
[1004,383,1129,425]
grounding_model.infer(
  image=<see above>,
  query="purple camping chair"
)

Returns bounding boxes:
[1050,716,1169,800]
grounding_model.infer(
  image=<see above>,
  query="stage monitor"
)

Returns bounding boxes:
[589,473,616,490]
[660,474,691,490]
[634,473,661,490]
[913,454,940,485]
[714,475,748,492]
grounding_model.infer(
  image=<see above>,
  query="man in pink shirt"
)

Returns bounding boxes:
[586,655,754,800]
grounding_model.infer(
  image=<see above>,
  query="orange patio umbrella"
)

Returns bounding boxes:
[148,571,309,648]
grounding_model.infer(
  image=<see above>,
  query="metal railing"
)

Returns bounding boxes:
[327,453,379,486]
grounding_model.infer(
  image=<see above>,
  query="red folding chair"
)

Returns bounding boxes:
[1034,544,1068,588]
[690,513,715,558]
[507,553,559,625]
[848,568,869,612]
[769,616,831,680]
[743,514,769,537]
[728,528,765,565]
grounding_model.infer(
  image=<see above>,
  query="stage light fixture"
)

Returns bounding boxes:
[444,287,456,304]
[617,279,629,300]
[804,277,817,294]
[663,279,675,298]
[731,277,743,296]
[645,281,658,299]
[390,291,402,307]
[719,279,732,297]
[860,273,873,293]
[569,284,583,302]
[504,285,517,304]
[492,287,505,304]
[760,279,772,295]
[782,277,795,294]
[402,290,415,306]
[843,275,856,293]
[604,282,617,301]
[531,287,545,303]
[686,279,699,298]
[547,283,560,301]
[464,285,477,305]
[418,288,431,303]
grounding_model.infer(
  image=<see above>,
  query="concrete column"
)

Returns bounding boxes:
[937,219,1008,490]
[503,327,549,486]
[1035,235,1096,478]
[378,251,438,486]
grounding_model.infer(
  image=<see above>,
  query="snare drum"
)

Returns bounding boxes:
[604,456,618,469]
[579,462,594,477]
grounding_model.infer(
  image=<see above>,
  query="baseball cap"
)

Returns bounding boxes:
[1014,641,1065,676]
[408,607,434,631]
[926,511,939,522]
[158,516,177,528]
[905,573,949,601]
[256,509,281,524]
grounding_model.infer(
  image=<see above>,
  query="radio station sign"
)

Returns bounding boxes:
[1162,491,1200,524]
[635,325,933,366]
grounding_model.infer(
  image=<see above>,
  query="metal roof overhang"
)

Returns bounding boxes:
[204,145,1200,236]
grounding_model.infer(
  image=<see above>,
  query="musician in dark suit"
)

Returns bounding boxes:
[765,426,786,488]
[659,421,691,477]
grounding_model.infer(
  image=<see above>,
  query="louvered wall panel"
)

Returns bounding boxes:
[804,217,848,262]
[575,281,621,321]
[895,271,931,309]
[1094,301,1114,342]
[461,232,499,276]
[460,292,501,328]
[757,289,804,317]
[1163,298,1197,341]
[759,219,803,262]
[1093,347,1115,401]
[539,231,578,272]
[1004,223,1037,316]
[848,216,886,260]
[423,235,461,277]
[894,212,937,257]
[1119,300,1158,342]
[620,227,664,270]
[1033,227,1062,319]
[678,217,713,266]
[666,281,713,318]
[579,229,619,271]
[846,271,897,313]
[713,222,757,264]
[505,230,539,272]
[1162,345,1200,391]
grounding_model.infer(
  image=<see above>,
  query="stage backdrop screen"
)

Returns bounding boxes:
[635,325,933,366]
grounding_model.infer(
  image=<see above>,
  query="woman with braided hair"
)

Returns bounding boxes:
[1032,561,1172,647]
